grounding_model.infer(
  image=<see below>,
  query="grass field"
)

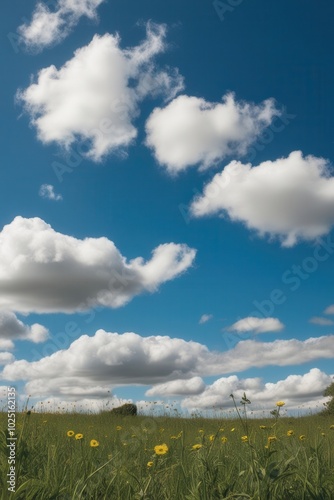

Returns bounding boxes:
[1,404,334,499]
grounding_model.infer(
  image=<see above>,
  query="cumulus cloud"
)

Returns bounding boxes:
[18,0,105,51]
[324,304,334,315]
[181,368,333,411]
[17,24,184,161]
[145,93,280,174]
[2,330,334,401]
[191,151,334,246]
[146,377,205,397]
[309,317,334,326]
[199,314,213,324]
[0,216,196,313]
[0,352,15,366]
[39,184,62,201]
[227,317,284,334]
[0,311,49,345]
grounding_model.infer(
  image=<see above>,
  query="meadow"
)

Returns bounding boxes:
[1,403,334,500]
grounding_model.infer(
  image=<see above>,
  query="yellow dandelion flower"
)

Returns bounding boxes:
[287,430,294,436]
[116,426,122,431]
[75,433,83,440]
[241,435,248,442]
[67,430,75,437]
[267,436,277,443]
[192,444,203,450]
[90,439,99,447]
[209,434,215,442]
[276,401,285,407]
[299,435,306,441]
[147,461,154,467]
[259,425,266,429]
[221,436,228,443]
[154,443,168,455]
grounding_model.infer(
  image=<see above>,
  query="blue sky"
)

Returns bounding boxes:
[1,0,334,414]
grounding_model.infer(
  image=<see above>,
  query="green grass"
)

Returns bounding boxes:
[0,410,334,499]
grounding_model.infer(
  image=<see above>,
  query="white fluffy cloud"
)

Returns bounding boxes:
[191,151,334,246]
[181,368,333,411]
[0,216,195,313]
[18,24,184,161]
[18,0,105,51]
[227,317,284,334]
[2,330,334,401]
[39,184,62,201]
[145,93,279,174]
[0,352,15,366]
[0,311,49,346]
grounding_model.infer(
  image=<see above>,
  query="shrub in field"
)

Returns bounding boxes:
[110,403,137,416]
[322,381,334,415]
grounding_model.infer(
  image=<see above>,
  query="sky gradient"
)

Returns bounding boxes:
[1,0,334,415]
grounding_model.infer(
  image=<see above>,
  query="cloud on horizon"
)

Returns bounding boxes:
[2,330,334,402]
[181,368,333,411]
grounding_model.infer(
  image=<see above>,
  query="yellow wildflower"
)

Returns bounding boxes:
[90,439,99,447]
[221,437,228,443]
[299,435,306,441]
[116,426,122,431]
[267,436,277,443]
[276,401,285,407]
[192,444,203,450]
[287,430,294,436]
[230,428,235,432]
[75,433,83,440]
[147,461,154,467]
[241,435,248,442]
[259,425,266,429]
[209,434,215,442]
[67,430,75,437]
[154,443,168,455]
